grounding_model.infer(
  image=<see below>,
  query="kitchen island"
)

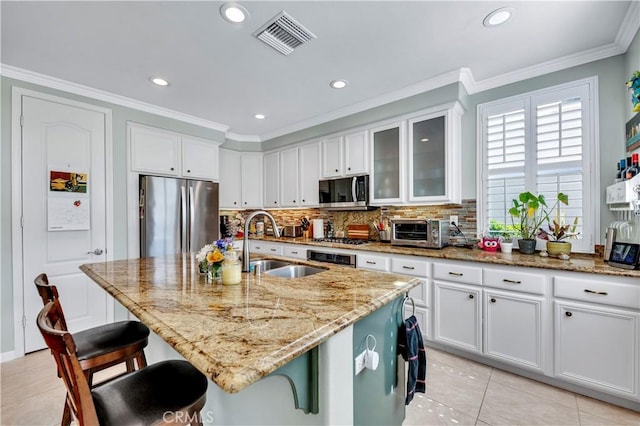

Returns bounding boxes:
[80,253,421,425]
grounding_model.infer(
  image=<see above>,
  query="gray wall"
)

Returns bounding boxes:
[0,77,225,353]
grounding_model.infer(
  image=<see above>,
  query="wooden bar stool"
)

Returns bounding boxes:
[37,299,208,426]
[34,273,150,425]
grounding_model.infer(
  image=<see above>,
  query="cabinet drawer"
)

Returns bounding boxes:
[250,241,283,256]
[357,254,390,271]
[433,262,482,285]
[554,276,640,310]
[283,246,307,260]
[484,268,547,295]
[391,257,429,277]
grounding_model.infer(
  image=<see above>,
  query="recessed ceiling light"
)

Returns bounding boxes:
[330,79,348,89]
[254,113,265,120]
[420,138,430,142]
[483,7,514,27]
[150,77,169,86]
[220,2,249,23]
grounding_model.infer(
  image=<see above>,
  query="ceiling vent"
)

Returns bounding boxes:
[253,11,317,56]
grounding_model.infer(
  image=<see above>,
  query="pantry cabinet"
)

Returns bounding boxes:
[219,149,262,209]
[129,123,221,181]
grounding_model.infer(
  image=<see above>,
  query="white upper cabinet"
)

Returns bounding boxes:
[320,136,343,178]
[369,102,463,206]
[279,147,299,207]
[299,142,320,206]
[181,137,220,181]
[129,123,220,181]
[130,124,180,176]
[320,130,369,178]
[263,151,280,208]
[219,149,263,209]
[343,130,369,176]
[240,153,263,209]
[370,121,404,204]
[407,103,462,204]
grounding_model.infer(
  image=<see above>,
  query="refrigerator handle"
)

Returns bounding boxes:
[188,184,196,253]
[181,184,188,253]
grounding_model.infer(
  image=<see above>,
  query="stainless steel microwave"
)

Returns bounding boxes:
[319,175,370,211]
[391,219,450,248]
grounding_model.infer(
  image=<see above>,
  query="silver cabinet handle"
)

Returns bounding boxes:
[503,279,522,284]
[584,289,608,295]
[87,248,104,255]
[291,251,298,254]
[366,261,376,264]
[270,248,277,252]
[449,272,463,276]
[402,266,415,270]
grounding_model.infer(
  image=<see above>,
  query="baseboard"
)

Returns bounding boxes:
[0,350,18,363]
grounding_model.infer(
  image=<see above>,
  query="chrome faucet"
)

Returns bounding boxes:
[242,210,280,272]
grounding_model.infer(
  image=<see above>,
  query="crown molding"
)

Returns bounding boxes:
[260,69,465,141]
[615,0,640,50]
[226,132,262,143]
[0,64,230,133]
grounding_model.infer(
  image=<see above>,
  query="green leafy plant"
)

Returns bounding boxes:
[508,192,550,240]
[537,193,580,241]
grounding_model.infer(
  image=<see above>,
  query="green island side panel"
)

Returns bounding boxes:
[353,296,406,425]
[269,346,319,414]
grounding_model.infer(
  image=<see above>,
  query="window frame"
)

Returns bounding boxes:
[476,77,600,253]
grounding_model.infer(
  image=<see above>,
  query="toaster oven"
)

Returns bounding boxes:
[391,219,450,248]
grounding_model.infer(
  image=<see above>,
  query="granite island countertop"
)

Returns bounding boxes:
[80,254,420,394]
[253,237,640,279]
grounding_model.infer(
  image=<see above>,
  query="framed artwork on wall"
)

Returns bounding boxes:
[626,111,640,152]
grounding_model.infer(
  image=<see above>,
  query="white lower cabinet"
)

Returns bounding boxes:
[554,301,638,399]
[484,289,544,371]
[249,240,283,256]
[356,253,390,271]
[433,281,482,353]
[391,256,430,339]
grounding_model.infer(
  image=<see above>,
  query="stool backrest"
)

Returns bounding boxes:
[34,273,68,330]
[37,300,99,426]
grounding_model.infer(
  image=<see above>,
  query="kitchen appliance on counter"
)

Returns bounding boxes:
[307,249,357,267]
[282,225,303,238]
[391,219,450,248]
[319,174,371,210]
[139,175,219,258]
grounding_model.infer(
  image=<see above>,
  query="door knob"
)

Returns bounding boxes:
[87,248,104,255]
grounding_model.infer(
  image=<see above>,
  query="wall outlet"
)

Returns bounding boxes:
[354,350,366,375]
[449,215,458,226]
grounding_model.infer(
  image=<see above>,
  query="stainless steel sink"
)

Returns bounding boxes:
[249,259,291,271]
[265,265,328,278]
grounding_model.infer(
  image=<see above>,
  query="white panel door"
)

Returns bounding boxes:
[21,95,108,353]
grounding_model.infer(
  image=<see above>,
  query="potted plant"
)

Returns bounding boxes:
[537,193,579,256]
[508,192,549,254]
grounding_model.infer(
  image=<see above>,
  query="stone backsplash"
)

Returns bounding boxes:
[222,200,477,240]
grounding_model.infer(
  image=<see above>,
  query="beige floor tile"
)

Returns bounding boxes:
[490,368,577,409]
[425,359,490,418]
[475,421,491,426]
[427,349,492,380]
[404,393,478,426]
[479,380,580,426]
[576,395,640,426]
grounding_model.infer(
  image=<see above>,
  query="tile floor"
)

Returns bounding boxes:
[1,347,638,425]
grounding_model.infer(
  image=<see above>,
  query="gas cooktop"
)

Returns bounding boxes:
[312,238,370,245]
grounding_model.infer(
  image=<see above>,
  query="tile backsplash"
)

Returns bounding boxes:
[222,199,477,240]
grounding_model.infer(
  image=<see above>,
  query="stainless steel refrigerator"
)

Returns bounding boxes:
[139,175,219,258]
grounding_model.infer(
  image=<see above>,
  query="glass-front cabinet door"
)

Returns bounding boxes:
[408,103,462,204]
[371,122,404,204]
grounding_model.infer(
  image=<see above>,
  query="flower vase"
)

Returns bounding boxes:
[547,241,571,256]
[206,264,222,283]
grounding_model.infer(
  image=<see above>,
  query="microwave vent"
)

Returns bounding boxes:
[253,11,317,56]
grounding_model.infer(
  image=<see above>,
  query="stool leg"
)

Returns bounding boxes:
[125,358,135,373]
[60,395,72,426]
[135,351,148,369]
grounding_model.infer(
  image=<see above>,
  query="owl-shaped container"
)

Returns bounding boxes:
[477,236,501,252]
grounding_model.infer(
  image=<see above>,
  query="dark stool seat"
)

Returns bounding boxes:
[74,320,150,362]
[93,360,208,426]
[38,299,208,426]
